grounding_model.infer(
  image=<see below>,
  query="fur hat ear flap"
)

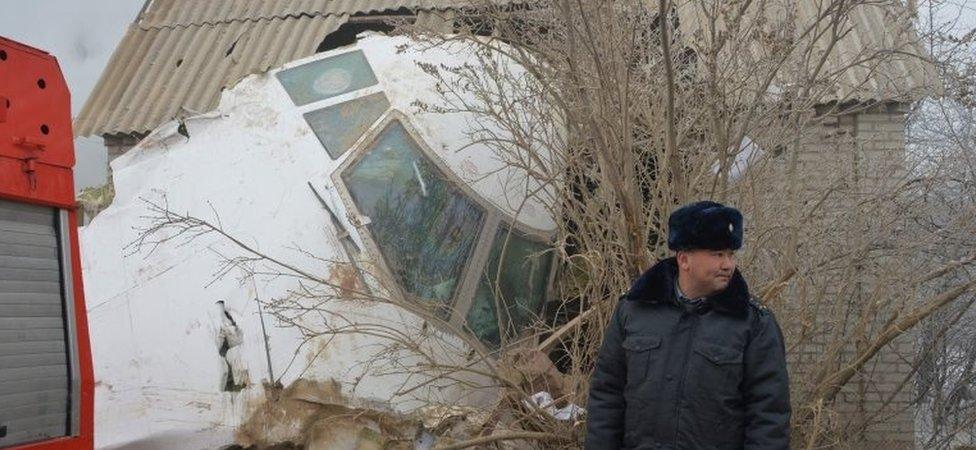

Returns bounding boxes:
[667,201,743,251]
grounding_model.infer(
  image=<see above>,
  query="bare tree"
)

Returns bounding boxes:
[397,0,976,447]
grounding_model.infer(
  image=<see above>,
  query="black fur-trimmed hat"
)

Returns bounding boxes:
[667,201,743,251]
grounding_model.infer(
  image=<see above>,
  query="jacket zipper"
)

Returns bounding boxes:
[673,311,702,446]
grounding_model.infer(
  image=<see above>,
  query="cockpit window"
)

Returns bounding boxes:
[342,120,484,308]
[465,226,552,346]
[305,92,390,159]
[281,48,558,348]
[276,50,378,106]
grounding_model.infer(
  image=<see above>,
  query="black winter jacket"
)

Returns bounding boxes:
[585,258,790,450]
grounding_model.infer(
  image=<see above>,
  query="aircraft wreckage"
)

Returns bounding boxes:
[81,34,566,448]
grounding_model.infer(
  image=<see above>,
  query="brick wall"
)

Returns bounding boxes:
[787,103,917,448]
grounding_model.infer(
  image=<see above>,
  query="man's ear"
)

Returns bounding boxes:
[676,251,688,271]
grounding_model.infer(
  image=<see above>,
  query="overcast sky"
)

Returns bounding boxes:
[1,0,144,192]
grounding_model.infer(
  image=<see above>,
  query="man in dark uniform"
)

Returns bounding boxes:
[586,201,790,449]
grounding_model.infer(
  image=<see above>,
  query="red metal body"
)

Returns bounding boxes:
[0,37,94,450]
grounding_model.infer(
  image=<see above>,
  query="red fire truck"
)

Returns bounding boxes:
[0,37,94,449]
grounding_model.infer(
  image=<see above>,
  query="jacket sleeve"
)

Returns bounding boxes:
[743,309,791,449]
[585,299,627,450]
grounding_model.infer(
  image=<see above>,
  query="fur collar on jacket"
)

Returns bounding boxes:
[624,257,750,316]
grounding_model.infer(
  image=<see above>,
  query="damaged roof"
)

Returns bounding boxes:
[74,0,477,138]
[76,0,939,139]
[671,0,940,105]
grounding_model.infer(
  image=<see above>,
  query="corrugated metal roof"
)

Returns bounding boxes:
[673,0,939,103]
[813,1,939,102]
[138,0,482,29]
[75,0,464,137]
[76,0,938,138]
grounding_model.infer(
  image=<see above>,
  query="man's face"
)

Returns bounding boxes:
[677,249,736,296]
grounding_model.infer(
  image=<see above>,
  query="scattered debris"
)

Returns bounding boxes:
[417,404,491,440]
[233,379,559,450]
[217,301,249,391]
[498,349,568,401]
[235,378,419,450]
[524,392,583,422]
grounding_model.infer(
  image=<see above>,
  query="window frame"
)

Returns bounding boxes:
[330,110,557,349]
[460,220,559,348]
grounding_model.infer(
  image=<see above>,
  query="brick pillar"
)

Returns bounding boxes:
[101,132,145,182]
[787,102,916,448]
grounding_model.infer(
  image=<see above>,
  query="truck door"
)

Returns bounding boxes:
[0,199,81,446]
